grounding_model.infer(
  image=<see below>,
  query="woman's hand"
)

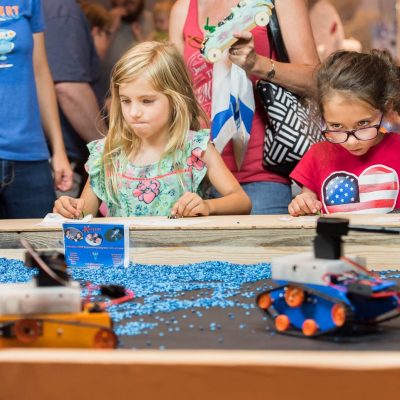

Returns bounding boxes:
[170,192,211,218]
[229,31,257,73]
[52,152,73,192]
[54,196,85,219]
[288,192,322,217]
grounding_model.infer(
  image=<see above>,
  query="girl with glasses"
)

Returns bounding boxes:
[288,49,400,216]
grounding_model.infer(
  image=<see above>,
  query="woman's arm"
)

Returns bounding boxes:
[33,32,73,192]
[231,0,320,95]
[169,0,190,54]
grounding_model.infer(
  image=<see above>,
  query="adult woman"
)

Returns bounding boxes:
[0,0,72,218]
[169,0,320,214]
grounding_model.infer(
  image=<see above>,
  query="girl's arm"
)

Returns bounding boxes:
[171,143,252,217]
[53,180,101,219]
[230,0,320,96]
[32,32,73,192]
[288,186,322,216]
[203,143,252,214]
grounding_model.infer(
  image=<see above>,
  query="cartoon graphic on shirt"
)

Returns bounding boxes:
[0,29,16,68]
[322,164,399,214]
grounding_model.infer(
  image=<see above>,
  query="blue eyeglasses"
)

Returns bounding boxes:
[322,114,384,144]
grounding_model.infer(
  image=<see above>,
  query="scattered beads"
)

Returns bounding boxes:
[1,258,398,344]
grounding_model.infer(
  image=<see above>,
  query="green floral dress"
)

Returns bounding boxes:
[85,130,210,217]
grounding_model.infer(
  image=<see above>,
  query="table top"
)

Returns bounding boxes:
[2,214,400,231]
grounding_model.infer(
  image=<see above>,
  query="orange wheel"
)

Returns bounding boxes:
[257,293,272,310]
[331,304,346,327]
[284,286,305,308]
[302,319,319,337]
[93,328,117,349]
[275,314,290,332]
[14,319,41,343]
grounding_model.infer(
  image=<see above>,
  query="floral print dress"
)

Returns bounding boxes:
[85,130,210,216]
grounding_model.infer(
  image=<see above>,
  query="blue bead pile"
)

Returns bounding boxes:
[2,257,397,347]
[0,257,272,338]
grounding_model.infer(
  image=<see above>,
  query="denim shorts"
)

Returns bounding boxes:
[0,159,56,218]
[208,181,292,215]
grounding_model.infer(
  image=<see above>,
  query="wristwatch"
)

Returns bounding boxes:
[266,58,276,80]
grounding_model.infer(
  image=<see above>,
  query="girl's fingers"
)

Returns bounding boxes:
[295,196,312,215]
[171,192,202,217]
[189,201,210,217]
[288,200,302,217]
[54,197,81,219]
[303,197,320,214]
[170,192,191,217]
[64,198,81,218]
[183,197,202,217]
[288,203,297,217]
[75,198,85,217]
[54,200,75,219]
[180,194,199,217]
[313,200,323,214]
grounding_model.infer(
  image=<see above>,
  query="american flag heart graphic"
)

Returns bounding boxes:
[322,165,399,214]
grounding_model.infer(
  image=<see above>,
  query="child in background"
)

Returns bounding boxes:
[54,41,251,218]
[152,0,173,42]
[289,49,400,216]
[79,1,113,60]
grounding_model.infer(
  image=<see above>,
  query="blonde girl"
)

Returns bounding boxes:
[54,41,251,218]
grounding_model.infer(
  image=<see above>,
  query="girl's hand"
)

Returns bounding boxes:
[229,31,257,73]
[170,192,211,218]
[288,192,322,217]
[53,196,85,219]
[52,152,74,192]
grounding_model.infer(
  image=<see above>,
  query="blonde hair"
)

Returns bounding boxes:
[103,41,208,204]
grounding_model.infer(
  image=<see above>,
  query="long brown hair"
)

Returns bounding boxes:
[316,49,400,115]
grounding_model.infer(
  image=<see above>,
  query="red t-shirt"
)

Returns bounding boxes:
[290,134,400,214]
[182,0,289,185]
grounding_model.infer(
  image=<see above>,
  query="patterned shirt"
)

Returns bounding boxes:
[85,130,209,216]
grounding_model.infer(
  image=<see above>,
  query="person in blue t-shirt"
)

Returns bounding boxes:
[0,0,73,219]
[42,0,107,199]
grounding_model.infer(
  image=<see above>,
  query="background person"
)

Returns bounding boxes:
[0,0,73,218]
[169,0,320,214]
[79,0,113,60]
[152,0,173,41]
[42,0,107,198]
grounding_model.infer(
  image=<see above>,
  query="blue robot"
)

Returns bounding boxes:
[257,218,400,337]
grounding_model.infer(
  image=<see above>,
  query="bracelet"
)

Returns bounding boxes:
[266,58,276,80]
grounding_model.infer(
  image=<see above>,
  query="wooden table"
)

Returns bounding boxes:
[1,215,400,399]
[1,214,400,269]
